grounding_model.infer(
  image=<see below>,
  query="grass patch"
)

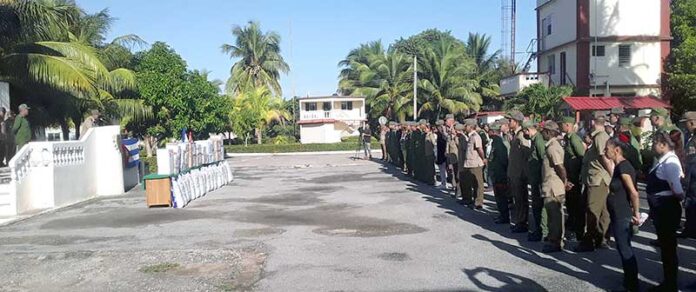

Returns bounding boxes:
[225,141,380,154]
[139,262,180,274]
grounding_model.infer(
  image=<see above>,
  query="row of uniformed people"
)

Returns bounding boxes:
[381,108,695,292]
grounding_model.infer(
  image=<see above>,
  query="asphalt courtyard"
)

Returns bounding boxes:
[0,154,695,291]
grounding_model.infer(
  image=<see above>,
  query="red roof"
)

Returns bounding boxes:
[563,96,671,111]
[477,111,505,117]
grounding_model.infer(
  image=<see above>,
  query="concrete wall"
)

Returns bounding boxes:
[2,126,126,216]
[538,0,577,51]
[589,0,661,37]
[589,42,662,95]
[539,44,578,86]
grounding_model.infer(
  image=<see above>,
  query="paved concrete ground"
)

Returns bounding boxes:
[0,154,695,291]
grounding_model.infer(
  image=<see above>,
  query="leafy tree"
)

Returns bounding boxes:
[230,87,290,145]
[666,0,696,117]
[134,42,228,154]
[504,84,573,119]
[392,28,464,60]
[221,21,289,97]
[418,38,481,119]
[466,33,501,108]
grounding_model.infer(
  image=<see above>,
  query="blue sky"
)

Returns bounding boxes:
[78,0,537,99]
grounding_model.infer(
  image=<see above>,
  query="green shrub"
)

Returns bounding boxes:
[270,135,297,145]
[225,141,380,153]
[141,156,158,174]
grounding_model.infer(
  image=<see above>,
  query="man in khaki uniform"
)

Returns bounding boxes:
[459,118,486,208]
[576,114,613,252]
[506,110,532,233]
[445,114,460,195]
[540,121,568,253]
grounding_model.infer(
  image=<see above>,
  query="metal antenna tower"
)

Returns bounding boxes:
[501,0,511,62]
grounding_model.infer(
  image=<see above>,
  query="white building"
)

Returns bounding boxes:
[536,0,670,97]
[297,95,366,144]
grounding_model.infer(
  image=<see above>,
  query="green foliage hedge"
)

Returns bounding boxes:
[225,141,381,153]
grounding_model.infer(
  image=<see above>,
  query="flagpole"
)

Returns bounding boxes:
[413,56,417,121]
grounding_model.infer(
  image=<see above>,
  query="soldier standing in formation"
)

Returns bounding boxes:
[680,111,696,239]
[489,122,510,224]
[506,110,532,233]
[560,116,586,241]
[460,119,486,208]
[540,121,568,253]
[525,120,548,242]
[576,114,612,252]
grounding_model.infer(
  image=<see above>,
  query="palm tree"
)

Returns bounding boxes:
[466,33,502,110]
[221,21,289,97]
[418,38,481,119]
[338,44,413,121]
[231,87,289,144]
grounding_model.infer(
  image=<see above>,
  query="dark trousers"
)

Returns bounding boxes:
[424,155,435,185]
[0,140,5,166]
[460,167,484,206]
[649,196,682,290]
[609,213,639,291]
[684,163,696,235]
[449,162,459,196]
[510,176,529,227]
[5,140,15,163]
[566,183,586,238]
[530,183,547,237]
[494,183,510,222]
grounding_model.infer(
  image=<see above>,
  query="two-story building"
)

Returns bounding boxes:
[297,95,366,144]
[536,0,670,97]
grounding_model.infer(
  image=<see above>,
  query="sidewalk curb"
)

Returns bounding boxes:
[227,149,383,157]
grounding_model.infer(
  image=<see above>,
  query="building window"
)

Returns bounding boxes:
[546,18,552,36]
[592,45,605,57]
[618,45,631,67]
[341,101,353,110]
[322,102,331,111]
[305,102,317,111]
[547,54,555,75]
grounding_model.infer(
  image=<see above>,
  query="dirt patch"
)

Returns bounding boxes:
[228,204,427,238]
[233,228,286,238]
[0,235,135,246]
[39,208,228,230]
[377,252,411,262]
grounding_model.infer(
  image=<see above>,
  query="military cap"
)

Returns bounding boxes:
[454,123,466,131]
[435,119,444,126]
[680,111,696,122]
[632,116,643,125]
[497,118,510,124]
[651,107,669,117]
[542,120,560,133]
[522,120,537,129]
[593,112,607,121]
[418,119,427,126]
[445,114,455,120]
[619,117,633,126]
[464,118,477,126]
[559,116,576,124]
[610,107,625,115]
[505,110,525,122]
[489,123,502,131]
[388,121,396,126]
[18,104,30,110]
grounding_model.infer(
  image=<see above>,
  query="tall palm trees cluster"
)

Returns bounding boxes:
[222,21,291,145]
[338,32,505,122]
[0,0,150,139]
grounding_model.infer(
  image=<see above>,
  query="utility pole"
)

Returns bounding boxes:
[413,56,418,121]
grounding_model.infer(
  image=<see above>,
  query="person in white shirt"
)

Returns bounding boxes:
[646,132,684,292]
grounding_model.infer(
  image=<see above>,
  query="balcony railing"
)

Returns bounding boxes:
[300,110,363,121]
[500,73,550,96]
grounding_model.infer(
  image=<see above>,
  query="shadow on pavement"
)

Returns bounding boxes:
[463,266,548,292]
[370,158,696,291]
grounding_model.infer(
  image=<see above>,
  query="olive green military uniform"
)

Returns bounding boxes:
[509,128,532,229]
[402,130,411,174]
[424,131,437,185]
[543,137,566,248]
[563,130,586,239]
[12,115,31,150]
[682,112,696,237]
[413,129,425,181]
[490,129,510,222]
[529,131,548,239]
[582,129,611,248]
[446,126,460,195]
